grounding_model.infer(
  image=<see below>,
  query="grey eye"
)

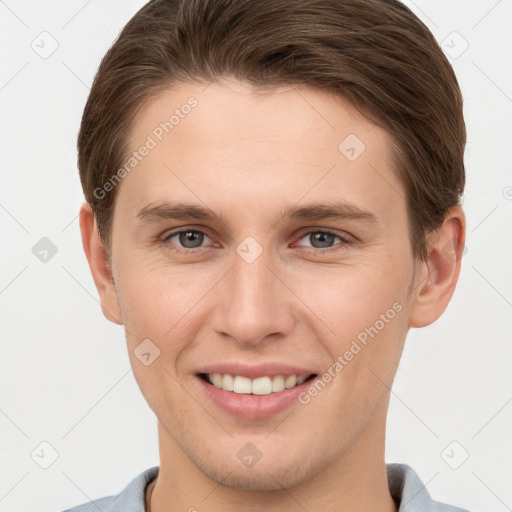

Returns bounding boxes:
[308,232,336,248]
[178,230,205,248]
[296,231,341,249]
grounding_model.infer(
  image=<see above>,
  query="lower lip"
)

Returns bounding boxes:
[196,376,315,419]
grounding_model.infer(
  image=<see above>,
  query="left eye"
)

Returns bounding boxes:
[163,229,212,250]
[295,231,349,250]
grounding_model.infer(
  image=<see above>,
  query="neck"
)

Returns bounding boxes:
[149,401,397,512]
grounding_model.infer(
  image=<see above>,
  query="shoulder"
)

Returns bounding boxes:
[60,466,159,512]
[387,463,471,512]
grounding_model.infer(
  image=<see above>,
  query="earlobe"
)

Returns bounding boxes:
[79,202,123,325]
[408,205,466,328]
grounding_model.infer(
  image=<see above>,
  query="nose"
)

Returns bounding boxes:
[209,245,296,348]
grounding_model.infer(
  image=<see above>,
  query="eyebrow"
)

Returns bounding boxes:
[135,200,379,226]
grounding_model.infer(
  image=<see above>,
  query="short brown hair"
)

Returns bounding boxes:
[78,0,466,262]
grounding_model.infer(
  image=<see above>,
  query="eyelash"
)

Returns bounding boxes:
[160,227,353,255]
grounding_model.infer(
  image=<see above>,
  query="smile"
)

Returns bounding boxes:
[201,373,316,395]
[195,363,319,418]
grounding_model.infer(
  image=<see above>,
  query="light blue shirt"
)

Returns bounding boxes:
[61,463,470,512]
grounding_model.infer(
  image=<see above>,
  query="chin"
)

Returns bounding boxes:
[199,461,312,491]
[184,441,321,492]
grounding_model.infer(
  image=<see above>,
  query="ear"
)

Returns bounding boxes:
[79,202,123,325]
[408,205,466,328]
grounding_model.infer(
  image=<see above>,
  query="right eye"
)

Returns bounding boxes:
[161,228,215,253]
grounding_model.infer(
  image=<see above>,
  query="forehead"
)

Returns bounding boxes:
[118,79,405,227]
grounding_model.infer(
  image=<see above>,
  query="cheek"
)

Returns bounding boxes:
[115,258,220,392]
[116,257,207,336]
[116,263,198,413]
[295,260,410,397]
[291,256,408,332]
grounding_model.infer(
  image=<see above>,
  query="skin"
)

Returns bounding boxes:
[80,78,465,512]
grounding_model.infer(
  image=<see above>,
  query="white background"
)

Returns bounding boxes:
[0,1,511,511]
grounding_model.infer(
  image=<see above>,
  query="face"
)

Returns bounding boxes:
[105,79,420,490]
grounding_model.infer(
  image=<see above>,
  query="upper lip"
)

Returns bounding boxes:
[196,362,317,379]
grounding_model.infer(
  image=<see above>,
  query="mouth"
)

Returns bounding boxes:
[195,368,319,419]
[198,372,317,395]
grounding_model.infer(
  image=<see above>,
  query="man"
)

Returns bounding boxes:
[64,0,469,510]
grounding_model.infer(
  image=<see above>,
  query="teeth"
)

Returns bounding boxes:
[284,375,297,388]
[212,373,222,388]
[205,373,310,395]
[252,376,272,395]
[271,375,285,392]
[296,375,307,385]
[221,374,234,391]
[233,376,252,394]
